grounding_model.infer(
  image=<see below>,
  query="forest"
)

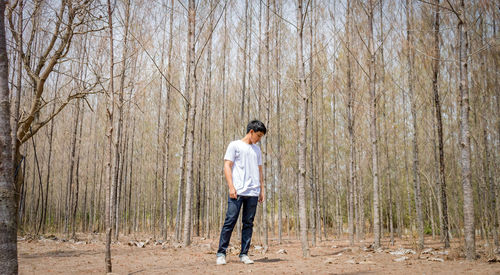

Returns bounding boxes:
[0,0,498,274]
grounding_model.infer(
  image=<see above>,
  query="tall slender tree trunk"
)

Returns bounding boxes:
[66,101,81,238]
[0,1,17,272]
[72,101,84,239]
[357,143,364,239]
[368,0,380,249]
[431,0,450,248]
[406,0,424,249]
[275,0,283,244]
[89,106,98,232]
[392,88,402,238]
[161,0,174,241]
[204,0,214,239]
[263,0,271,247]
[42,70,59,234]
[175,120,187,241]
[345,0,355,247]
[196,77,206,238]
[457,0,475,260]
[153,14,165,240]
[240,0,249,125]
[105,0,116,271]
[114,0,131,241]
[11,2,22,212]
[309,97,316,247]
[296,0,310,257]
[183,0,196,246]
[11,0,23,214]
[378,0,394,246]
[82,141,90,232]
[308,4,316,246]
[127,115,136,234]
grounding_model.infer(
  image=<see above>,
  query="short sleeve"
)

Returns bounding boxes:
[257,147,262,166]
[224,142,236,162]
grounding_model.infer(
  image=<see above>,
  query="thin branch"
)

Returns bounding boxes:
[301,0,312,31]
[195,0,228,68]
[176,0,188,13]
[445,0,461,20]
[128,28,188,104]
[260,0,296,29]
[20,90,100,143]
[416,0,454,13]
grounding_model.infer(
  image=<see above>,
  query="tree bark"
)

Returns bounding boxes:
[274,0,282,244]
[240,0,249,125]
[161,0,174,241]
[431,0,450,248]
[11,0,22,175]
[296,0,310,257]
[114,0,131,241]
[65,100,81,238]
[345,0,355,247]
[0,1,18,273]
[378,0,394,246]
[105,0,116,271]
[368,0,380,249]
[72,101,84,239]
[458,0,475,260]
[308,4,316,246]
[183,0,196,246]
[406,0,424,249]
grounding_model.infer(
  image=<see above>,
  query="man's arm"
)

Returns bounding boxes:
[224,160,237,199]
[258,165,264,203]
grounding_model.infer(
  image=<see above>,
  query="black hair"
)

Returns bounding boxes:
[246,120,267,135]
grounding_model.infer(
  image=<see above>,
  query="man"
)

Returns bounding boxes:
[216,120,266,265]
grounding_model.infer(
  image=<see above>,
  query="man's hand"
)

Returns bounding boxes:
[225,160,237,199]
[259,189,265,203]
[229,187,238,199]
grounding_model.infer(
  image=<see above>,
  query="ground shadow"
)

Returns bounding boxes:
[20,249,100,259]
[311,248,352,258]
[254,257,286,263]
[328,272,374,275]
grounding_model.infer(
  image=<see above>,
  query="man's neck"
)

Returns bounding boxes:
[241,134,252,144]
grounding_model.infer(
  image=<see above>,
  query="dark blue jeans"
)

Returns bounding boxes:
[217,195,258,257]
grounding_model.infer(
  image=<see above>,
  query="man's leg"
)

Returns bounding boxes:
[217,196,242,256]
[240,196,258,257]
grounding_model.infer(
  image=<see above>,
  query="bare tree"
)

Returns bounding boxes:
[345,0,355,247]
[115,0,131,241]
[431,0,450,248]
[296,0,310,258]
[6,0,95,198]
[240,0,249,125]
[367,0,380,249]
[274,0,283,245]
[379,0,394,246]
[105,0,116,271]
[456,0,475,261]
[406,0,424,249]
[162,0,175,241]
[0,1,18,273]
[183,0,197,246]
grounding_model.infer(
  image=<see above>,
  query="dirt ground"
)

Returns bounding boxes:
[18,233,500,274]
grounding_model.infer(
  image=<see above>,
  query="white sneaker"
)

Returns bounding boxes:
[216,255,226,265]
[239,254,254,264]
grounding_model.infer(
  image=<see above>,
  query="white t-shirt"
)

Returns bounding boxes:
[224,140,262,197]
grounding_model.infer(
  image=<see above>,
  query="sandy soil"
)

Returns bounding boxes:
[18,233,500,274]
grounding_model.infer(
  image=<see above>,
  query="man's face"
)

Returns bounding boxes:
[250,130,265,144]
